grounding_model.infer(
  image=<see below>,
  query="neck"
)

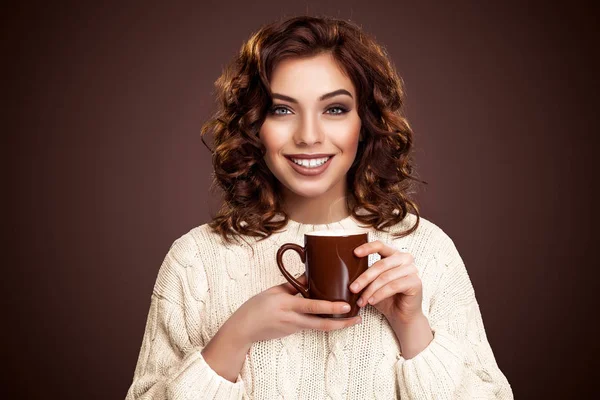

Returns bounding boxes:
[281,182,351,225]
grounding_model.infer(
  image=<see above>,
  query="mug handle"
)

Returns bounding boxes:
[276,243,309,298]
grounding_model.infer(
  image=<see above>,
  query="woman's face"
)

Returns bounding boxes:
[259,52,362,200]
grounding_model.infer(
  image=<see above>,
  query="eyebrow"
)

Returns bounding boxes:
[271,89,353,103]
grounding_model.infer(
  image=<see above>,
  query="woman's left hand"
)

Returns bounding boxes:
[350,240,424,324]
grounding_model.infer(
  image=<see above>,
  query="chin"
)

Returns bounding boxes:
[281,180,334,199]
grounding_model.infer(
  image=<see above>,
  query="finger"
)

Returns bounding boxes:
[274,274,307,295]
[295,314,362,331]
[357,263,418,307]
[353,240,399,258]
[291,297,352,316]
[350,252,414,293]
[368,275,422,306]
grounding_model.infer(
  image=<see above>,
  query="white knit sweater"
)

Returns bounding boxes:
[125,213,513,399]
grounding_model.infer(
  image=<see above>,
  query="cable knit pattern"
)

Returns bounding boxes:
[325,328,351,399]
[125,213,513,399]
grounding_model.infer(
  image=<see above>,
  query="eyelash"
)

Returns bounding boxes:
[269,105,349,116]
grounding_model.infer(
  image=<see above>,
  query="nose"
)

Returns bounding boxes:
[293,114,323,146]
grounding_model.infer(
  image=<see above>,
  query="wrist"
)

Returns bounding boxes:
[388,313,433,359]
[200,314,252,383]
[221,313,254,352]
[388,311,427,327]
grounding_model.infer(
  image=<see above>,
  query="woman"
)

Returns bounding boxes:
[125,15,513,399]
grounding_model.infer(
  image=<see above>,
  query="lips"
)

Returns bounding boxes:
[285,153,334,159]
[285,155,334,176]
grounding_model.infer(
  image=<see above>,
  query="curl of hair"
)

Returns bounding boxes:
[201,15,426,243]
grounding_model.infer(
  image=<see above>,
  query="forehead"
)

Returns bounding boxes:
[269,53,356,99]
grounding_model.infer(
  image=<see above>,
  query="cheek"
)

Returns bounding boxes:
[259,121,290,155]
[330,118,361,152]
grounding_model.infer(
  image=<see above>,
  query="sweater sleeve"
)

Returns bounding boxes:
[395,233,513,399]
[124,234,247,400]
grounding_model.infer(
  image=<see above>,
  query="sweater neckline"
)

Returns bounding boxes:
[286,213,356,229]
[280,213,370,240]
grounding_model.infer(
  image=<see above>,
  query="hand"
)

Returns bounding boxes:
[350,241,424,325]
[230,275,362,345]
[202,276,362,382]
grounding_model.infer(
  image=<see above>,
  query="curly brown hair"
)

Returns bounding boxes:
[200,15,426,243]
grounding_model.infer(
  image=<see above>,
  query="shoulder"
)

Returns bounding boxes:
[167,223,225,262]
[152,223,225,304]
[387,213,463,266]
[387,212,453,246]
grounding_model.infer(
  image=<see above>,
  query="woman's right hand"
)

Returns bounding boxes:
[201,275,362,382]
[229,275,362,345]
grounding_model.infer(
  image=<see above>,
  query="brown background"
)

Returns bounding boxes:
[5,0,598,398]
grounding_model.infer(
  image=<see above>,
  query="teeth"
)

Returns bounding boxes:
[291,157,330,168]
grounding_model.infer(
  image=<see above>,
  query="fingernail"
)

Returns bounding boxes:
[357,298,363,307]
[368,297,374,304]
[341,304,351,312]
[350,283,359,291]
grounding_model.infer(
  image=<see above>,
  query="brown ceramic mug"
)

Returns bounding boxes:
[276,230,368,319]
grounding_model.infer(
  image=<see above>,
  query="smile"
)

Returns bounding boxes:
[284,155,334,176]
[290,156,331,168]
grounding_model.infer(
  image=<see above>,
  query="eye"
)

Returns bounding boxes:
[326,106,349,115]
[269,106,292,116]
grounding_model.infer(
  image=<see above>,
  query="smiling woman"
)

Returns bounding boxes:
[125,15,513,400]
[259,53,362,215]
[199,15,423,239]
